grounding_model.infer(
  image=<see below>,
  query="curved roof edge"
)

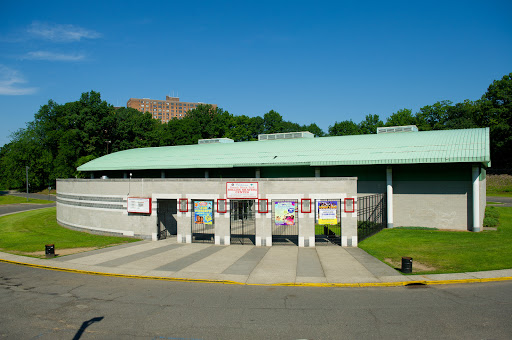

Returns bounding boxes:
[78,127,491,172]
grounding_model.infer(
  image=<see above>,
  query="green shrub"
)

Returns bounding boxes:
[485,206,500,219]
[484,217,499,228]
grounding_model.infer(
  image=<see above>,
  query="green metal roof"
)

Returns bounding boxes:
[77,127,491,171]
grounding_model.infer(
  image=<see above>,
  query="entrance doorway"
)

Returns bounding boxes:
[191,199,215,243]
[271,199,299,245]
[314,199,341,246]
[157,199,177,240]
[230,200,256,245]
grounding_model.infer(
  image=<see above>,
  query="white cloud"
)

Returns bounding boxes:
[0,65,37,95]
[27,21,101,42]
[23,51,85,61]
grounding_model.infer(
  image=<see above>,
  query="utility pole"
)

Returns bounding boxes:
[26,166,29,202]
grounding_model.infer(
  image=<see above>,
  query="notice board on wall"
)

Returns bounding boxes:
[226,182,258,199]
[127,197,152,214]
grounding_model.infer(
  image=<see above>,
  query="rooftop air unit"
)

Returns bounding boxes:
[376,125,419,134]
[198,138,235,144]
[258,131,315,141]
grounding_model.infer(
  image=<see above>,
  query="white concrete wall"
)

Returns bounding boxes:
[391,180,471,230]
[57,177,358,245]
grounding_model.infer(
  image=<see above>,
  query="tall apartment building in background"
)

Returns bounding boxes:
[126,96,217,123]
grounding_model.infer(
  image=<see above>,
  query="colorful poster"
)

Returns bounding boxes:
[274,201,296,226]
[318,200,338,225]
[194,201,213,224]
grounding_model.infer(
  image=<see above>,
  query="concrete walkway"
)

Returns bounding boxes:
[1,201,511,286]
[1,238,511,286]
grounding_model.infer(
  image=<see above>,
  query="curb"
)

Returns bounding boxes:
[2,258,512,288]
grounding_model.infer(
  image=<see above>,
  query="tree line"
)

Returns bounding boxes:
[0,73,510,191]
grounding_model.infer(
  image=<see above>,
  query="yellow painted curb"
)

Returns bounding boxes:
[1,258,512,287]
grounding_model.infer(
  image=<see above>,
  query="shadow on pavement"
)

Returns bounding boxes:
[73,316,104,340]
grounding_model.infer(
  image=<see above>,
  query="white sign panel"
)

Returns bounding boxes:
[127,197,152,214]
[226,182,258,199]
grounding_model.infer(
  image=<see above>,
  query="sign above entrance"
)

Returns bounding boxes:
[226,182,258,199]
[127,197,152,214]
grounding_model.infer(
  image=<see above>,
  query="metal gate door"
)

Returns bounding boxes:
[157,199,177,240]
[191,199,215,243]
[315,199,342,246]
[230,200,256,245]
[358,194,387,241]
[271,199,299,246]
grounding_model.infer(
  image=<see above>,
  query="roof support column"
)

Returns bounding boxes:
[255,168,260,178]
[205,170,209,179]
[161,170,165,179]
[472,165,481,232]
[387,166,393,228]
[315,167,321,178]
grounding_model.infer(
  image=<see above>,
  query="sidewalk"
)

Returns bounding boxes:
[1,238,511,286]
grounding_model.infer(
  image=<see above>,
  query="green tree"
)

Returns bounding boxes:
[302,123,325,137]
[359,114,383,134]
[445,100,481,130]
[480,73,512,168]
[385,108,416,127]
[416,100,452,130]
[328,120,360,136]
[263,110,284,133]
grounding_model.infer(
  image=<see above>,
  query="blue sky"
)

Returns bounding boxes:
[1,0,511,146]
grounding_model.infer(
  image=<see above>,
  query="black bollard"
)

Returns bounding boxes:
[401,256,413,273]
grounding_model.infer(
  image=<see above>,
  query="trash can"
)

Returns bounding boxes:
[45,244,55,258]
[401,256,412,273]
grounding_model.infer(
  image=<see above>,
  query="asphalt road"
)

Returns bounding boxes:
[0,192,56,217]
[2,191,56,201]
[487,196,512,207]
[1,262,511,339]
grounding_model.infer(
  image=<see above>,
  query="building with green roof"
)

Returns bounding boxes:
[58,127,490,245]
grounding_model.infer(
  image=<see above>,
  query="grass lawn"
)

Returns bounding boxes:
[0,195,54,205]
[359,206,512,274]
[487,174,512,197]
[487,191,512,198]
[0,207,140,257]
[315,224,341,234]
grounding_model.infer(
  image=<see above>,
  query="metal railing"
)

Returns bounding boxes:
[358,194,387,241]
[230,200,256,245]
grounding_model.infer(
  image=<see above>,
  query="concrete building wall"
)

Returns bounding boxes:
[393,181,470,230]
[353,163,484,231]
[57,177,358,246]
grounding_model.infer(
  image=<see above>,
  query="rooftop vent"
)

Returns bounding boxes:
[258,131,315,141]
[198,138,234,144]
[377,125,419,134]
